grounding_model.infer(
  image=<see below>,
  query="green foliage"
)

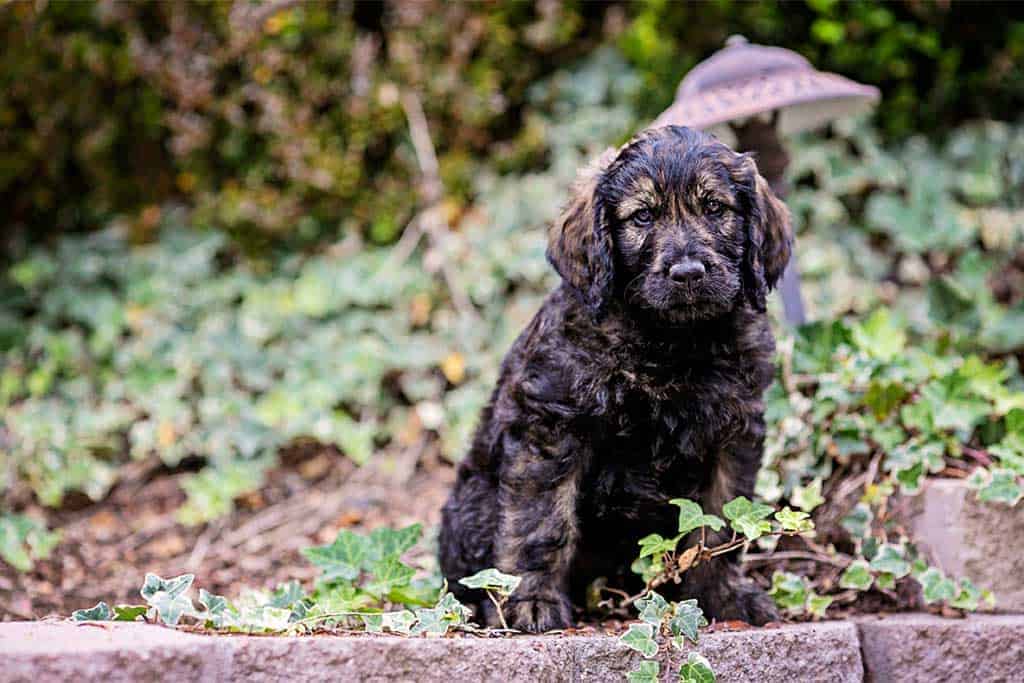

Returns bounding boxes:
[303,524,426,604]
[623,591,715,682]
[1,48,638,521]
[619,1,1024,138]
[768,572,832,619]
[0,514,59,571]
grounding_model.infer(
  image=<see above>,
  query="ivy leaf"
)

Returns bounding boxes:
[458,568,522,598]
[302,530,369,581]
[869,545,911,579]
[722,496,774,541]
[976,468,1023,505]
[140,573,195,625]
[678,652,717,683]
[791,479,825,513]
[851,308,905,362]
[875,572,896,590]
[620,622,658,658]
[950,578,987,611]
[839,560,873,591]
[638,533,680,559]
[669,499,726,535]
[635,591,671,626]
[367,524,423,562]
[918,567,957,604]
[72,602,112,621]
[841,503,873,540]
[626,660,660,683]
[268,580,305,609]
[199,588,228,616]
[141,572,194,600]
[112,605,148,621]
[774,507,813,533]
[364,557,416,598]
[769,571,807,613]
[363,609,416,635]
[807,593,833,618]
[667,599,707,647]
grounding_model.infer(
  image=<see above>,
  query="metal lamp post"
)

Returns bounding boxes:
[652,36,880,325]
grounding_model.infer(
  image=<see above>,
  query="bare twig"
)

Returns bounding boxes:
[742,550,850,567]
[399,90,478,320]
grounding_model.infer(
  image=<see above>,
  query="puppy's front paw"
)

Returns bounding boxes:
[507,594,572,632]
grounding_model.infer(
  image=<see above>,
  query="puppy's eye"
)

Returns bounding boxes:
[632,208,654,226]
[704,198,724,216]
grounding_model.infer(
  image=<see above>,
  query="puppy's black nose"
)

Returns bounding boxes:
[669,259,706,284]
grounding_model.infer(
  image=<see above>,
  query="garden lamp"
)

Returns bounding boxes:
[652,35,880,325]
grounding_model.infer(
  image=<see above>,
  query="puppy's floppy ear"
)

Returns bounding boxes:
[547,147,618,317]
[740,155,793,313]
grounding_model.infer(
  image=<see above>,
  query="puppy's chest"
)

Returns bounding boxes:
[580,376,744,518]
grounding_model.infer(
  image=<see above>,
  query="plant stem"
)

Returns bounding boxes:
[487,591,510,630]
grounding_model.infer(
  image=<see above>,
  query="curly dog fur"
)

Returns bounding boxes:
[439,125,794,632]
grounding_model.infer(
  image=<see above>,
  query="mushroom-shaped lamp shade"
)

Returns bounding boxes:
[652,36,880,147]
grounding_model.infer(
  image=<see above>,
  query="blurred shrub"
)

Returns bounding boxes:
[0,48,639,522]
[2,0,1022,247]
[0,0,608,247]
[620,0,1024,138]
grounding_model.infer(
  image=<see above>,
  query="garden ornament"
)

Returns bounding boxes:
[652,35,880,325]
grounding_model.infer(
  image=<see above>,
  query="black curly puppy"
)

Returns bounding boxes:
[439,125,793,632]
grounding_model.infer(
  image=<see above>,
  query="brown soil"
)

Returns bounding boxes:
[1,445,455,620]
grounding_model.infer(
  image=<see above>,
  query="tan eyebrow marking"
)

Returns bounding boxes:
[615,176,659,219]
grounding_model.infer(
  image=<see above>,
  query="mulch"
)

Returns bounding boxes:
[1,444,455,620]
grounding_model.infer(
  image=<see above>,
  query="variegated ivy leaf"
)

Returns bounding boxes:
[72,602,112,621]
[722,496,774,541]
[268,580,305,609]
[976,468,1023,505]
[868,544,911,579]
[950,578,992,611]
[918,567,957,604]
[199,588,228,616]
[769,571,807,613]
[838,560,873,591]
[791,479,824,512]
[363,609,417,635]
[669,499,726,535]
[141,573,195,625]
[411,592,469,636]
[620,623,658,658]
[875,572,896,590]
[668,599,707,647]
[635,591,670,626]
[678,652,717,683]
[807,593,832,618]
[236,606,292,632]
[773,507,813,533]
[458,568,522,598]
[626,660,660,683]
[141,572,194,600]
[839,501,872,540]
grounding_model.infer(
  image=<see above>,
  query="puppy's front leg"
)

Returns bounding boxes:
[494,433,584,632]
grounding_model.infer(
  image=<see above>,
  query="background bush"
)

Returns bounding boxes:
[2,0,1022,247]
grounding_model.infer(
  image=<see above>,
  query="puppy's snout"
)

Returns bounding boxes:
[668,258,706,285]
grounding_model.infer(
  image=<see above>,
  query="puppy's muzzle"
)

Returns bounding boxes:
[668,258,706,285]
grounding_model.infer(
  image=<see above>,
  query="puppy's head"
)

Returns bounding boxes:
[547,125,792,323]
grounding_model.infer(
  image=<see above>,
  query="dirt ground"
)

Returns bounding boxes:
[1,445,455,620]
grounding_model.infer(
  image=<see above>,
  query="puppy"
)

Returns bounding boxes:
[439,125,793,632]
